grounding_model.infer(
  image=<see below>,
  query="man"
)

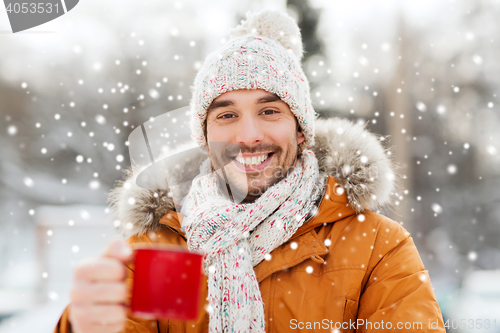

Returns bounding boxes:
[55,10,446,333]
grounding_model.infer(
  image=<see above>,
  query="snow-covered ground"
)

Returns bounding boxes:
[0,299,68,333]
[0,204,116,332]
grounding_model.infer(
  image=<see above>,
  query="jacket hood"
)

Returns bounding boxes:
[108,117,398,236]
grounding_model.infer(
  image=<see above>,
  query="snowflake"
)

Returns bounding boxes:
[431,203,442,214]
[23,177,34,187]
[7,125,18,135]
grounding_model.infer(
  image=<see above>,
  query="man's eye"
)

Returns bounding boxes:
[218,114,235,119]
[262,110,278,115]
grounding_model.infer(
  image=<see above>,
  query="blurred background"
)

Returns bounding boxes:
[1,0,500,331]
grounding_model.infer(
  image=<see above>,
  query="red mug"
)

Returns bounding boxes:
[130,245,204,321]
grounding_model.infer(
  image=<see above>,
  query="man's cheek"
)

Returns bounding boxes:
[273,167,286,182]
[263,154,280,178]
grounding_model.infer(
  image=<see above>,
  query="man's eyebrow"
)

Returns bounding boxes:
[208,99,234,112]
[257,94,281,104]
[207,94,281,113]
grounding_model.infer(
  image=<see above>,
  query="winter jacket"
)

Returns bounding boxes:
[54,118,446,332]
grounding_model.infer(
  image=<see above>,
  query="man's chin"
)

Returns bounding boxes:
[218,177,273,203]
[214,163,286,202]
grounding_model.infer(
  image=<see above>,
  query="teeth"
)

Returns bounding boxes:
[235,153,269,166]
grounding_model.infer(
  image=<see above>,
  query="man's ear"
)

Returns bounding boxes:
[295,117,305,144]
[297,129,305,144]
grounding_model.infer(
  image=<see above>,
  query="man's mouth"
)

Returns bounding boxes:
[231,152,274,170]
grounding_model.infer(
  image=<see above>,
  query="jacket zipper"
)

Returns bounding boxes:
[164,224,187,241]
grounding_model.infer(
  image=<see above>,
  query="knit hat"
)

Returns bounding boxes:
[189,10,317,154]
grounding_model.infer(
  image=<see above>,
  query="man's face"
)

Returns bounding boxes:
[205,89,305,203]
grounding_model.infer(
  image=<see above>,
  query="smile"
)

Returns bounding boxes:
[232,153,274,171]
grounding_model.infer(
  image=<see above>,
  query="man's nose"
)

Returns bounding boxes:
[234,115,264,146]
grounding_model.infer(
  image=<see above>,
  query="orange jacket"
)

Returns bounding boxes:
[54,175,445,333]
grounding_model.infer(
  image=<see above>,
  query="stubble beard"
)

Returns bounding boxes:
[208,133,300,204]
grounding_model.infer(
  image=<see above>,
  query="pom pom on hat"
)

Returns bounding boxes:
[229,10,304,60]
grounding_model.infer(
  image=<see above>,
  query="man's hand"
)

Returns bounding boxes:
[69,238,133,333]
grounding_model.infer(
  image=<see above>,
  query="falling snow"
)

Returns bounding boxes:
[468,252,477,261]
[0,3,499,328]
[431,203,443,214]
[447,164,457,175]
[23,177,34,188]
[7,125,18,135]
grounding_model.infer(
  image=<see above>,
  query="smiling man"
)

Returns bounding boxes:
[55,10,446,333]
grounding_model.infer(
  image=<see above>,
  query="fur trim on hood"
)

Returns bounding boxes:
[108,117,398,236]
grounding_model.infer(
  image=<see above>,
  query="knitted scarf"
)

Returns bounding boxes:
[182,149,326,332]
